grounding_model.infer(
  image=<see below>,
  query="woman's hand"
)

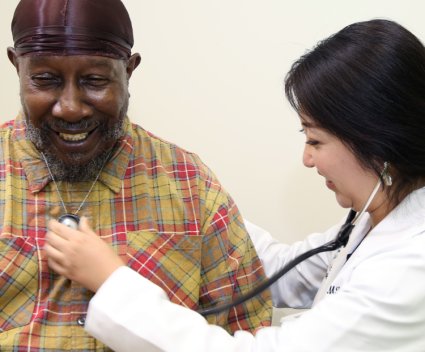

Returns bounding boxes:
[45,216,125,292]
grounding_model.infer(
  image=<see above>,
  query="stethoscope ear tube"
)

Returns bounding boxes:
[334,209,356,247]
[198,210,356,316]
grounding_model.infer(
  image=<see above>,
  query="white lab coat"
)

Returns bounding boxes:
[85,188,425,352]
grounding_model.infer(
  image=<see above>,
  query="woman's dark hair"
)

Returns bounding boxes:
[285,19,425,204]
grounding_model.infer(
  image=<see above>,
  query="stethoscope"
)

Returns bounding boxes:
[198,172,384,316]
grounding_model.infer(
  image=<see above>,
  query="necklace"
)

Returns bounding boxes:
[41,152,109,230]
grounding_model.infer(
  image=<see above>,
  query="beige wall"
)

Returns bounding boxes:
[1,1,424,244]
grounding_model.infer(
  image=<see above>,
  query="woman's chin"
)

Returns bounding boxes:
[335,195,353,209]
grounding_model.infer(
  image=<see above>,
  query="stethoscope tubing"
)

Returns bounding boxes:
[198,173,384,316]
[198,210,356,316]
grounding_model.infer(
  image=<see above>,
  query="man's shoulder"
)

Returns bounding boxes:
[129,122,221,186]
[130,122,206,166]
[130,122,195,154]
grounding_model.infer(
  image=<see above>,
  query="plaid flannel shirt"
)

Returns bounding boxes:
[0,115,272,351]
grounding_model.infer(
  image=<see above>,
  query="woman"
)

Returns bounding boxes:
[45,19,425,351]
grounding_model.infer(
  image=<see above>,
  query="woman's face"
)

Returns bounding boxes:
[300,114,388,219]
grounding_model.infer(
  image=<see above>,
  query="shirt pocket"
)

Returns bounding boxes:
[0,236,38,332]
[126,230,202,308]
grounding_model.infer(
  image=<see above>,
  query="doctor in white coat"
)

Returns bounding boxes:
[46,19,425,352]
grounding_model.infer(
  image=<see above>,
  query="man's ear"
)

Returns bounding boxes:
[7,47,20,73]
[126,53,141,79]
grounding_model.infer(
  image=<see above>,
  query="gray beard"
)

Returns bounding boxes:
[40,147,113,182]
[26,119,125,182]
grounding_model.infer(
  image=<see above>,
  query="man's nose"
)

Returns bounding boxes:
[302,145,315,168]
[52,84,91,122]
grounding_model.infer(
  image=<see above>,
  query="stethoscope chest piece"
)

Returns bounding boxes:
[58,214,80,230]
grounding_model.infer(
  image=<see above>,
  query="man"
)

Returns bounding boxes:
[0,0,272,350]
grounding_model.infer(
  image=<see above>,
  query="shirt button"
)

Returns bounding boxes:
[77,316,86,326]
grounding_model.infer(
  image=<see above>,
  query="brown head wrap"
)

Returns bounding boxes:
[11,0,134,59]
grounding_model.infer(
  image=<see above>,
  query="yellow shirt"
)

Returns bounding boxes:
[0,116,271,350]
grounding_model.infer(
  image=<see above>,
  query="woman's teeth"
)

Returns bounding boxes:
[59,132,89,141]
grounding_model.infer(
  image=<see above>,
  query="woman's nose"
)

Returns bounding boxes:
[302,145,315,168]
[52,84,91,122]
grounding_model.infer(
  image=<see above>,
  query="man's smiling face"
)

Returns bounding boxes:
[13,54,132,180]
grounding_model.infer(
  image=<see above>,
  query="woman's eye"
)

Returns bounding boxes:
[306,139,319,146]
[300,128,319,145]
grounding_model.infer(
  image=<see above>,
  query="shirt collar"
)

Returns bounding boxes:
[12,114,133,194]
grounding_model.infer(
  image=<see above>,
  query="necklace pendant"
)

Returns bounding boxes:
[58,214,80,230]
